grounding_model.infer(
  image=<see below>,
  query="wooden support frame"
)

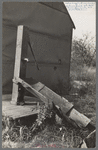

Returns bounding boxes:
[11,25,29,104]
[13,77,92,128]
[13,77,50,107]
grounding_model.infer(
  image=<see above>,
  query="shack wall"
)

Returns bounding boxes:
[2,2,73,94]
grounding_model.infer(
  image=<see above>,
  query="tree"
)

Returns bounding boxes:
[71,34,96,67]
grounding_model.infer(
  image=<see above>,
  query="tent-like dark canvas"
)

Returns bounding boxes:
[2,2,75,94]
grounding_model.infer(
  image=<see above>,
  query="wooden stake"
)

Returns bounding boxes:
[11,25,29,105]
[11,26,23,104]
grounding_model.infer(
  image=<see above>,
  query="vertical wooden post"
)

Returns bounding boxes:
[11,25,29,105]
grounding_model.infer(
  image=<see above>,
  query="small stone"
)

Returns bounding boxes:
[55,114,62,125]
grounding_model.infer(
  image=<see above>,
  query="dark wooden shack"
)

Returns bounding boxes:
[2,2,75,94]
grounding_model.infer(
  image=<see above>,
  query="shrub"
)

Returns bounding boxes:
[71,34,96,67]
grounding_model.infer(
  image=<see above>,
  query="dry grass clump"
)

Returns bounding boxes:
[2,117,89,148]
[2,104,91,148]
[69,57,96,128]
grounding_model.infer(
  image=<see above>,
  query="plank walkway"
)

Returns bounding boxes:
[2,95,41,120]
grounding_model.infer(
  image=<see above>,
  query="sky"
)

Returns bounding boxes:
[64,2,96,41]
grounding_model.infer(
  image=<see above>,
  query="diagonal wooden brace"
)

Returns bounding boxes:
[13,77,92,128]
[12,77,52,107]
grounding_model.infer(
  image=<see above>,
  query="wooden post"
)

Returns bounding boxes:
[11,25,29,105]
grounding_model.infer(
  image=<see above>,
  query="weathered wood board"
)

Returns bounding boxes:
[11,26,24,104]
[15,78,91,128]
[2,95,40,119]
[11,25,29,105]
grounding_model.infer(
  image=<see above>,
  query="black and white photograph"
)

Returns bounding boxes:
[2,1,96,148]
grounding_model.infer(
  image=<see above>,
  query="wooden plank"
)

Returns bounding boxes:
[32,82,45,91]
[2,97,40,111]
[39,85,74,114]
[2,96,42,115]
[14,78,51,107]
[2,102,39,110]
[2,103,36,111]
[11,26,24,104]
[3,109,39,120]
[15,78,92,128]
[2,100,39,119]
[3,106,35,114]
[11,26,29,105]
[68,108,90,128]
[17,26,30,105]
[14,78,73,113]
[32,82,73,114]
[14,78,74,115]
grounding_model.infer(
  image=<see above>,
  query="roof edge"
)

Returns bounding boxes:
[39,2,75,29]
[63,2,76,29]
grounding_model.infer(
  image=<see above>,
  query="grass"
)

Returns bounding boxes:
[69,62,96,126]
[2,116,91,148]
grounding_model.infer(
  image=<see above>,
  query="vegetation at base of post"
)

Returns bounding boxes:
[2,104,55,146]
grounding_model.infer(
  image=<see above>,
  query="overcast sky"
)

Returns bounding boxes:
[64,2,96,41]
